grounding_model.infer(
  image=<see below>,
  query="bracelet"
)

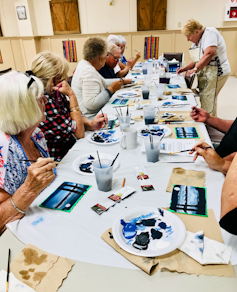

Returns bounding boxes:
[120,78,125,85]
[10,197,26,215]
[70,108,80,113]
[70,105,79,112]
[194,67,199,73]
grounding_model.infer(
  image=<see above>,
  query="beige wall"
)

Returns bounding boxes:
[1,0,237,37]
[1,28,235,77]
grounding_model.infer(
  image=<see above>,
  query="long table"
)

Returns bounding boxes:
[0,74,237,291]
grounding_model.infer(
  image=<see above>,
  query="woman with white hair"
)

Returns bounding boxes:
[31,51,108,161]
[0,71,56,234]
[71,37,124,119]
[118,35,141,68]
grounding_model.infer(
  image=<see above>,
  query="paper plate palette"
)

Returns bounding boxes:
[87,130,121,145]
[117,90,140,98]
[157,99,186,108]
[72,153,119,176]
[138,125,171,138]
[112,208,186,257]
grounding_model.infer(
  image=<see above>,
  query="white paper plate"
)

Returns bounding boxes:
[87,130,121,145]
[117,90,140,98]
[112,207,186,257]
[138,125,171,138]
[157,99,186,108]
[72,152,120,176]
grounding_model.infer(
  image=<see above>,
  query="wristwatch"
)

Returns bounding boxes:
[193,67,199,73]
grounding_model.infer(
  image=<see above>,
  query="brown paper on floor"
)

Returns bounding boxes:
[166,123,204,141]
[101,209,235,277]
[166,167,206,192]
[158,111,193,122]
[10,244,75,291]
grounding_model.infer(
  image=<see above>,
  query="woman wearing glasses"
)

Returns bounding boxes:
[71,37,131,119]
[0,71,56,234]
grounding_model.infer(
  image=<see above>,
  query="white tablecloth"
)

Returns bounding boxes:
[7,74,237,268]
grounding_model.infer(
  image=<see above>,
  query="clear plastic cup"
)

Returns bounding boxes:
[118,115,131,131]
[141,85,150,99]
[143,105,156,125]
[144,136,161,163]
[92,159,113,192]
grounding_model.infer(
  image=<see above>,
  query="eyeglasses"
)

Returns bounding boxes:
[107,52,120,62]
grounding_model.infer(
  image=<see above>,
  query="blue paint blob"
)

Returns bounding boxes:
[121,219,137,239]
[133,232,150,250]
[88,155,95,160]
[136,219,156,227]
[136,225,147,231]
[199,247,203,253]
[151,228,163,240]
[158,208,164,216]
[195,233,204,242]
[158,222,167,229]
[31,216,44,226]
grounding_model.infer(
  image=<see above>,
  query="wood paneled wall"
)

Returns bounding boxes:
[0,28,236,77]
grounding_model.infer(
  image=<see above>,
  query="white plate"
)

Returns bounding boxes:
[137,125,172,138]
[157,99,186,108]
[72,152,119,176]
[87,130,121,145]
[117,90,140,98]
[112,207,186,257]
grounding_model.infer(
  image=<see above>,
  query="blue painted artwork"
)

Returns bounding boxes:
[140,126,166,137]
[40,182,91,212]
[169,185,207,216]
[175,127,199,139]
[111,98,129,105]
[91,131,119,144]
[167,85,180,89]
[120,209,173,251]
[172,95,187,101]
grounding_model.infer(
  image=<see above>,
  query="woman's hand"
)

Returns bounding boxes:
[189,142,225,172]
[176,67,185,74]
[126,58,134,68]
[24,158,56,195]
[186,69,196,77]
[107,80,123,94]
[90,113,108,130]
[52,80,74,98]
[135,51,141,59]
[190,106,210,123]
[124,79,132,85]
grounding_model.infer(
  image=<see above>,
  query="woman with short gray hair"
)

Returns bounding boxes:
[0,71,56,234]
[71,37,123,119]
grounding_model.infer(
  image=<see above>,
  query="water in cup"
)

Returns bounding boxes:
[93,159,113,192]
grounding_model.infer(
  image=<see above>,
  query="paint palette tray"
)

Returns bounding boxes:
[112,207,186,257]
[72,152,120,176]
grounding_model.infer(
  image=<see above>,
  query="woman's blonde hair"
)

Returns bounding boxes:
[0,71,44,135]
[182,18,203,35]
[31,51,69,92]
[83,37,107,61]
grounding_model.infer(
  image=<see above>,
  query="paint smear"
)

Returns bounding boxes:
[31,216,44,226]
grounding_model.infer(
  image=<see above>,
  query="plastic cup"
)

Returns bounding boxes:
[144,136,161,163]
[166,73,172,84]
[92,159,113,192]
[156,84,165,98]
[118,115,131,131]
[141,85,150,99]
[142,63,148,75]
[143,105,156,125]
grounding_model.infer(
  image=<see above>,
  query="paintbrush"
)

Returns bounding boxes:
[6,248,10,292]
[149,134,154,150]
[100,109,108,131]
[159,161,195,163]
[122,178,126,187]
[126,105,129,116]
[19,159,64,164]
[111,153,119,167]
[97,151,102,168]
[169,146,212,155]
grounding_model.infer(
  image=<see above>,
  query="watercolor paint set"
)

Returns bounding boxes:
[169,184,207,217]
[111,98,129,106]
[91,186,136,215]
[40,182,91,212]
[134,167,154,191]
[175,127,200,139]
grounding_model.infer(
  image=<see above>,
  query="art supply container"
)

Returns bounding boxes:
[166,73,171,84]
[118,114,131,131]
[143,105,158,125]
[141,85,150,99]
[159,66,166,83]
[142,62,148,75]
[147,58,153,75]
[144,136,161,163]
[156,84,165,98]
[93,159,113,192]
[120,128,137,150]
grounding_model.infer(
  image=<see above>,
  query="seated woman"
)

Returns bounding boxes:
[31,51,108,161]
[219,154,237,235]
[0,71,55,234]
[118,35,141,69]
[71,37,130,119]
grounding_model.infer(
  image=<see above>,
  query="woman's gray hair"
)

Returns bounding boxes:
[107,34,122,45]
[83,37,107,61]
[107,43,121,55]
[118,35,126,45]
[0,71,44,135]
